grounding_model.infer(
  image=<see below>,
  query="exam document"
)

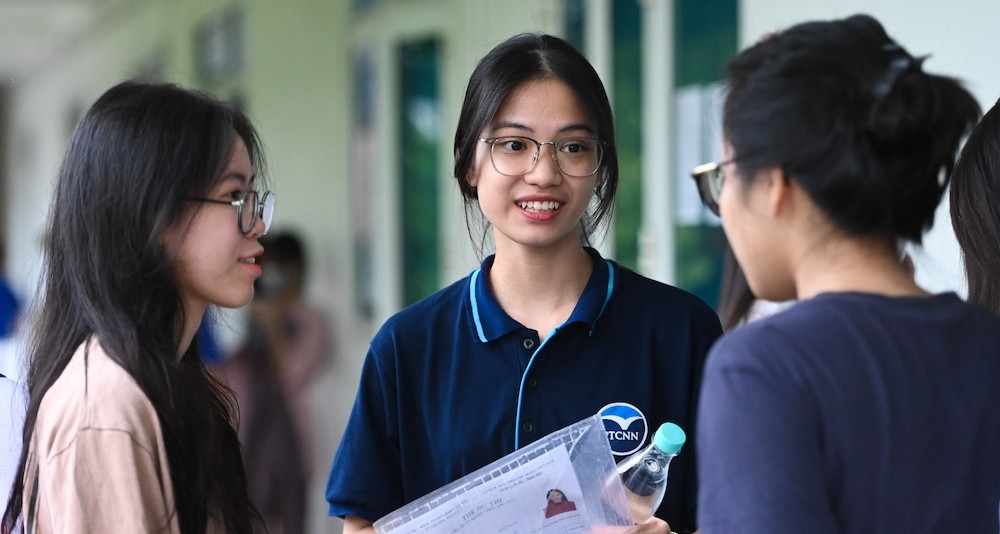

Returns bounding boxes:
[373,415,634,534]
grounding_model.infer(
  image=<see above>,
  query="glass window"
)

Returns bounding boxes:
[564,0,586,52]
[673,0,737,310]
[398,39,442,306]
[613,0,643,270]
[675,0,738,87]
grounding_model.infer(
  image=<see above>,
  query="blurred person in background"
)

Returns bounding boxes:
[0,243,22,381]
[224,230,329,534]
[196,309,229,369]
[0,375,25,516]
[0,244,19,341]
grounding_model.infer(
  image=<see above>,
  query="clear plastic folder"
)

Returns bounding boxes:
[374,414,635,534]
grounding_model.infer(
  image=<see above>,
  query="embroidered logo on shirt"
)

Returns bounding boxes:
[599,402,648,456]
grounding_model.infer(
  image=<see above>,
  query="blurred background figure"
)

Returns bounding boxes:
[0,243,23,518]
[225,230,330,534]
[0,374,25,515]
[0,243,22,380]
[951,96,1000,315]
[196,309,229,369]
[0,244,18,339]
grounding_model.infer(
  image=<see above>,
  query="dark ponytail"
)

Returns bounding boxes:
[724,14,980,243]
[863,43,981,241]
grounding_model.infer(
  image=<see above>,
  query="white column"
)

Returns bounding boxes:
[584,0,616,258]
[371,37,403,323]
[584,0,613,92]
[637,0,674,283]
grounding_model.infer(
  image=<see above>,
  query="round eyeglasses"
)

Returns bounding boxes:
[481,136,604,177]
[689,161,729,216]
[186,190,276,235]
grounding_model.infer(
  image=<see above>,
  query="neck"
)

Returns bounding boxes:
[487,241,593,338]
[793,234,925,300]
[177,301,207,361]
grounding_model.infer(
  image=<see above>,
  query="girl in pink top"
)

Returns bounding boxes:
[2,81,275,533]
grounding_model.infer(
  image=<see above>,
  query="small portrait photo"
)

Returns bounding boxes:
[544,488,578,519]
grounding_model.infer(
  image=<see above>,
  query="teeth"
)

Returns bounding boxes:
[518,201,561,212]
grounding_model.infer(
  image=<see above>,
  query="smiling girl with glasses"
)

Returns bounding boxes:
[2,81,272,533]
[326,33,721,534]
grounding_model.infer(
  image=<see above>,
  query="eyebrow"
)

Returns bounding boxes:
[221,171,255,187]
[489,121,595,136]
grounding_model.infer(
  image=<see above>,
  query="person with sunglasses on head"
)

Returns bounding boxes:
[1,81,275,534]
[691,14,1000,533]
[326,33,721,534]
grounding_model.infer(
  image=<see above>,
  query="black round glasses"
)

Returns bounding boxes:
[186,190,275,235]
[689,161,730,216]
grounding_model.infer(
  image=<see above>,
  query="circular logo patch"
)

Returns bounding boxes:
[599,402,648,456]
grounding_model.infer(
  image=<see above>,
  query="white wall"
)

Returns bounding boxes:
[740,0,1000,295]
[4,1,173,366]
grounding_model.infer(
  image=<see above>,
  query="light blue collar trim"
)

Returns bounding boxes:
[469,268,488,343]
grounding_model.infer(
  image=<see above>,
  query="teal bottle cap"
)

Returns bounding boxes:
[652,422,686,454]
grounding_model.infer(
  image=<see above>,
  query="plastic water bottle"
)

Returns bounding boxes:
[615,422,686,524]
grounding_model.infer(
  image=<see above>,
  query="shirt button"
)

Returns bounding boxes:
[522,422,534,433]
[522,338,535,349]
[527,378,537,388]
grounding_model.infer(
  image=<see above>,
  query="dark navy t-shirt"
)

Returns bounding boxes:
[326,248,721,532]
[697,292,1000,533]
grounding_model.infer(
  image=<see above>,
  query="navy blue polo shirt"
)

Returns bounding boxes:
[326,248,721,532]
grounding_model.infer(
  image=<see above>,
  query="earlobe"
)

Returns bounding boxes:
[159,225,178,260]
[466,159,479,188]
[765,168,792,217]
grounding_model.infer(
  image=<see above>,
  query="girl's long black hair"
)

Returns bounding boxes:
[2,81,264,533]
[951,97,1000,315]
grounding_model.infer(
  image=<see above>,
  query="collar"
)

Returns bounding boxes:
[467,247,616,343]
